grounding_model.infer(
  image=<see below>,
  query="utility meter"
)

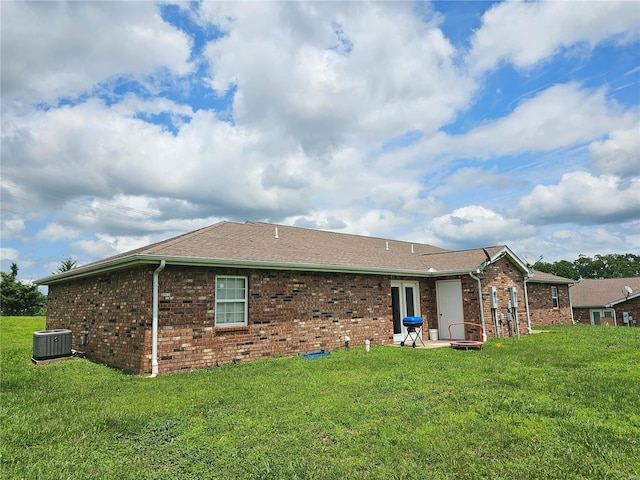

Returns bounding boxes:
[509,287,518,308]
[489,286,498,309]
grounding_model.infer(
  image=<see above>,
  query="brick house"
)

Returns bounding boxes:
[37,221,572,375]
[570,277,640,327]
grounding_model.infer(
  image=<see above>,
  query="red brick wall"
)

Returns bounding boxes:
[527,283,572,327]
[479,258,528,338]
[152,266,395,374]
[573,307,591,325]
[47,265,396,374]
[46,266,153,373]
[614,296,640,327]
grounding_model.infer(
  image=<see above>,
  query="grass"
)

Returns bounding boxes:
[1,316,639,479]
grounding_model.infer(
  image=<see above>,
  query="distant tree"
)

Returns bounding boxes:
[534,253,640,280]
[534,259,576,280]
[0,263,47,316]
[54,257,77,274]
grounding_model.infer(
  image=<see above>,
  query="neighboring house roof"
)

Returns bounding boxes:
[36,221,539,285]
[527,270,575,284]
[570,277,640,308]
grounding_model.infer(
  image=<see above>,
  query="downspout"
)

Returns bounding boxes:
[568,284,576,324]
[469,271,488,341]
[523,274,533,334]
[150,260,166,377]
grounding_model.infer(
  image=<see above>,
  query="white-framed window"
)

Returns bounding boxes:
[551,286,559,309]
[215,275,248,327]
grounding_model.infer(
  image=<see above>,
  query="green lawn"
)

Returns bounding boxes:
[1,316,639,479]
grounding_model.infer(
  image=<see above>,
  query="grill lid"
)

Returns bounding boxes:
[402,316,423,326]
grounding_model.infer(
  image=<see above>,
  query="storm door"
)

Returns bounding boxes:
[391,281,421,343]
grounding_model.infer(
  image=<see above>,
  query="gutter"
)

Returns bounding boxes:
[469,270,488,341]
[36,253,485,285]
[150,260,165,377]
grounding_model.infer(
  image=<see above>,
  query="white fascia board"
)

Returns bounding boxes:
[606,292,640,307]
[494,246,529,274]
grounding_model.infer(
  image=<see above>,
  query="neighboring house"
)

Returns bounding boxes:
[570,277,640,327]
[37,221,572,375]
[525,270,575,326]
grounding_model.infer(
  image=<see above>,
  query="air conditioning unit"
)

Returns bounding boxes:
[33,329,72,360]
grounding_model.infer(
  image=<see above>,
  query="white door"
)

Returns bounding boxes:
[436,280,464,340]
[391,281,421,343]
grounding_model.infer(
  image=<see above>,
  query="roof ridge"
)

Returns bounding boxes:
[247,220,447,249]
[421,245,505,257]
[576,276,640,282]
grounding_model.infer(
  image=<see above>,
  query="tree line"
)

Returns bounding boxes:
[0,258,75,316]
[533,253,640,281]
[0,263,47,316]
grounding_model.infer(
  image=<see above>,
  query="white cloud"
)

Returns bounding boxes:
[514,225,637,263]
[71,233,152,261]
[201,2,474,152]
[431,166,514,196]
[446,83,634,159]
[1,99,301,217]
[427,205,537,248]
[1,1,193,103]
[35,223,80,242]
[1,217,25,240]
[468,0,640,72]
[589,123,640,176]
[0,248,19,262]
[518,172,640,225]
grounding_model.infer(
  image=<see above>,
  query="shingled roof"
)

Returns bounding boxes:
[570,277,640,307]
[37,221,526,284]
[527,270,575,284]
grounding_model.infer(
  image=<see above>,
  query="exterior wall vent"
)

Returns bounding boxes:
[33,329,72,360]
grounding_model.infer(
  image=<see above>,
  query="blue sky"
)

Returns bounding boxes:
[1,0,639,285]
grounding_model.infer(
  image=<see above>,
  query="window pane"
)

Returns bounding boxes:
[217,281,229,299]
[405,287,415,317]
[217,277,246,301]
[391,287,401,334]
[216,302,245,324]
[551,287,559,308]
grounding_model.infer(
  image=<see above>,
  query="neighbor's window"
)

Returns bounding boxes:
[215,276,248,326]
[551,286,559,309]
